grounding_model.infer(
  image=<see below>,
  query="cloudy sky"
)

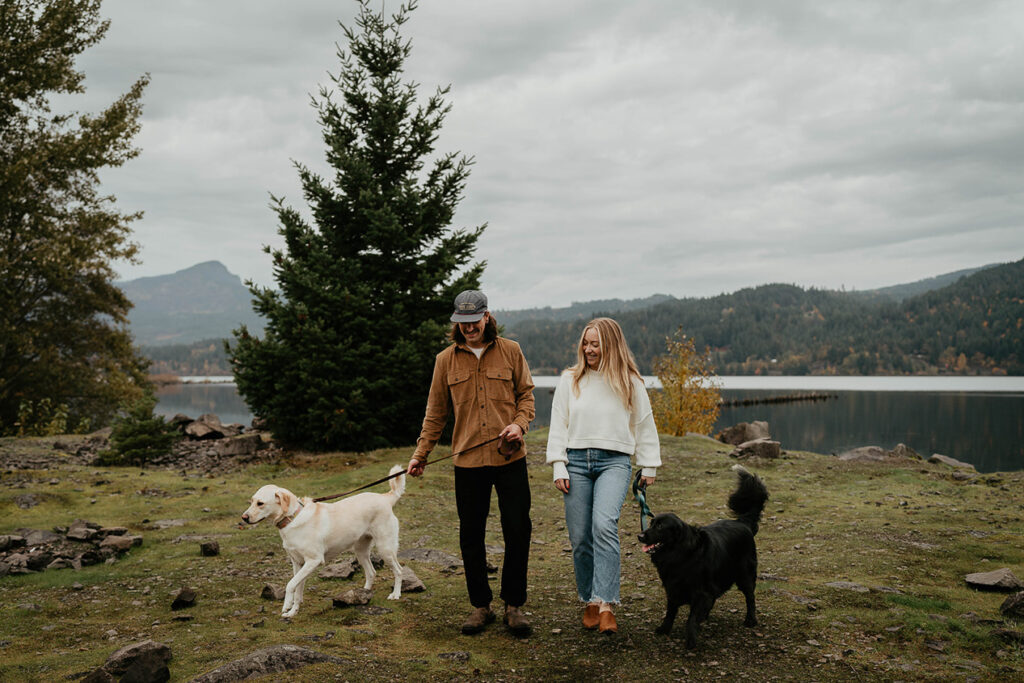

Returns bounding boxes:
[71,0,1024,310]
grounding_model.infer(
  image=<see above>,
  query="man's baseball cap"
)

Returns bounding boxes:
[451,290,488,323]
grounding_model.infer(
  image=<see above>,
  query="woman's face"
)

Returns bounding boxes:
[582,327,601,370]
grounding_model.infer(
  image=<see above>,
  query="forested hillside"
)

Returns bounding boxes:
[137,259,1022,377]
[507,258,1024,376]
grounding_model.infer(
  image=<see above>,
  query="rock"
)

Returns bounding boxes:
[928,453,976,470]
[19,528,63,545]
[172,586,197,610]
[716,421,770,446]
[217,433,264,456]
[99,535,137,553]
[66,526,98,542]
[25,550,54,571]
[397,547,463,568]
[731,439,781,460]
[837,446,891,463]
[14,493,40,509]
[0,535,26,552]
[319,559,358,579]
[965,568,1024,592]
[200,541,220,557]
[889,443,922,460]
[1002,592,1024,622]
[185,414,226,440]
[261,584,286,601]
[191,644,344,682]
[401,566,426,592]
[169,414,193,430]
[87,639,172,683]
[332,588,373,607]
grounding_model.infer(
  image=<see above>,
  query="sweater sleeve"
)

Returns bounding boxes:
[630,377,661,477]
[545,372,572,481]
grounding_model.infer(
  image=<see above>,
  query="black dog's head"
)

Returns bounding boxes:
[638,512,701,555]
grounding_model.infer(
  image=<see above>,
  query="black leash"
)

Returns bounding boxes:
[312,436,503,503]
[632,469,655,532]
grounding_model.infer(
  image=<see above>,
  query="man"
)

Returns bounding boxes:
[408,290,536,636]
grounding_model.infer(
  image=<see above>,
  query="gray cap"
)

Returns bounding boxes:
[450,290,488,323]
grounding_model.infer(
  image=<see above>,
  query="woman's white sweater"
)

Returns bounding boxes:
[545,369,661,481]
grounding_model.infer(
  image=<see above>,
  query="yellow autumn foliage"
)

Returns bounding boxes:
[651,329,721,436]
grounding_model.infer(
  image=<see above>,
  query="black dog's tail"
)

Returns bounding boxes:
[728,465,769,536]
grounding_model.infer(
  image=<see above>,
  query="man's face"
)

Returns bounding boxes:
[459,312,489,347]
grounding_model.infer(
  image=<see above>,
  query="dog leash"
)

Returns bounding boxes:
[311,435,504,503]
[632,469,655,532]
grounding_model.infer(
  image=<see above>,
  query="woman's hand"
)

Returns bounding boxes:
[639,476,655,488]
[554,478,570,494]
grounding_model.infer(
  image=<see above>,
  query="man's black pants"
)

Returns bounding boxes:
[454,457,532,608]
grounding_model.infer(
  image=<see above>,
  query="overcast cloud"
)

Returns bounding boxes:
[69,0,1024,309]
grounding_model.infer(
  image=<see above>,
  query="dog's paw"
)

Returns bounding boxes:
[654,624,671,635]
[387,591,401,600]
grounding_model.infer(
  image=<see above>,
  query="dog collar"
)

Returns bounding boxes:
[275,501,304,529]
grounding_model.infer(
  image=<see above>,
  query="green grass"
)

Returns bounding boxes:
[1,432,1022,681]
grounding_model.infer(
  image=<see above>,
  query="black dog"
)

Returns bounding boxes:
[637,464,769,648]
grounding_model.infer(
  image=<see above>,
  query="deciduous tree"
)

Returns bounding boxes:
[651,329,721,436]
[0,0,151,434]
[228,0,484,450]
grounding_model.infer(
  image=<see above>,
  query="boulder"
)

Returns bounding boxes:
[185,414,226,440]
[84,639,172,683]
[200,541,220,557]
[965,568,1024,592]
[217,433,264,456]
[261,584,286,601]
[172,586,197,610]
[1001,591,1024,622]
[190,644,343,683]
[332,588,373,607]
[730,438,781,460]
[401,566,426,592]
[889,443,922,460]
[837,446,891,463]
[716,421,771,446]
[319,559,358,580]
[928,453,976,470]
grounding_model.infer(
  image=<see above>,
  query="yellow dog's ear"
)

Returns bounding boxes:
[275,489,293,512]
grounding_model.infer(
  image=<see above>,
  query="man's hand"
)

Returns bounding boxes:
[498,423,524,446]
[407,458,425,477]
[554,478,570,494]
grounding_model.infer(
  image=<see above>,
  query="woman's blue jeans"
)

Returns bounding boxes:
[563,448,632,604]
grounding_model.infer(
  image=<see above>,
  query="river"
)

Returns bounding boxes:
[155,376,1024,473]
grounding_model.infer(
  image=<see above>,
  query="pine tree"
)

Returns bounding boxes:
[228,0,484,451]
[0,0,151,434]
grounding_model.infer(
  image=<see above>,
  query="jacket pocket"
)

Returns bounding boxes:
[447,371,473,405]
[485,367,515,403]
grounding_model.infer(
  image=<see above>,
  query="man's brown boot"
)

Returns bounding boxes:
[461,606,495,635]
[504,604,532,637]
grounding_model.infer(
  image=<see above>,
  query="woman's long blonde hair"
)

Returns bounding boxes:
[571,317,642,410]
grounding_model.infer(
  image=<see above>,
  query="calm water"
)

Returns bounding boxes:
[157,376,1024,473]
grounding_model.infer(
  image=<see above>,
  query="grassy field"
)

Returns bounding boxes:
[1,430,1022,681]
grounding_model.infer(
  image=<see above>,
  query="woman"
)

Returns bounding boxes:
[546,317,661,634]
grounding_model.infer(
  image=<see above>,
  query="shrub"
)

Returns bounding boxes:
[651,328,722,436]
[97,397,179,466]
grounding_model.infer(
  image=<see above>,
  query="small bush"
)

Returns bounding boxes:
[14,398,91,436]
[97,397,179,466]
[651,328,721,436]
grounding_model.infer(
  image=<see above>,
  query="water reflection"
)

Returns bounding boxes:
[156,382,1023,473]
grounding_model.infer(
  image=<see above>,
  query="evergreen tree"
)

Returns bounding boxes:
[0,0,151,434]
[228,0,484,450]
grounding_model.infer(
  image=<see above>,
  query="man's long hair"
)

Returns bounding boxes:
[571,317,642,411]
[450,313,499,345]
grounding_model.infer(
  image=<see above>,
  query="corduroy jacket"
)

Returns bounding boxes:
[413,337,535,467]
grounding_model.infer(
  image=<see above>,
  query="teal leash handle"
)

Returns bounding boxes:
[632,469,655,532]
